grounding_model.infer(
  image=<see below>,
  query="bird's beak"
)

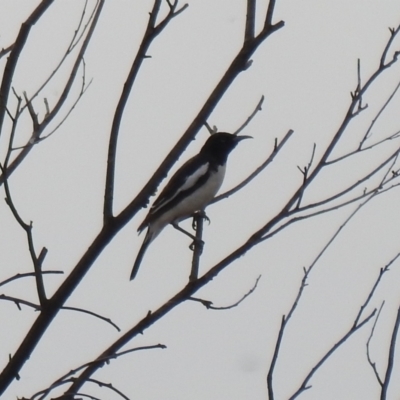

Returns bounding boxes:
[234,135,253,142]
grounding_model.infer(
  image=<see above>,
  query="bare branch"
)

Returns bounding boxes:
[233,95,264,135]
[295,143,316,209]
[245,0,256,42]
[0,161,48,306]
[23,91,40,131]
[30,344,166,400]
[21,0,96,114]
[0,0,55,139]
[381,305,400,400]
[265,0,278,27]
[213,129,294,203]
[0,0,104,186]
[360,79,400,149]
[288,310,376,400]
[61,306,120,332]
[85,378,129,400]
[0,43,14,59]
[0,271,63,288]
[103,0,188,222]
[354,253,400,326]
[366,301,385,386]
[189,212,205,282]
[267,268,310,400]
[380,24,400,68]
[0,294,40,311]
[38,60,93,141]
[189,275,261,310]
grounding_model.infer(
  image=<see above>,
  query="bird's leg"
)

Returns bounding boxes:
[172,222,203,242]
[172,221,204,253]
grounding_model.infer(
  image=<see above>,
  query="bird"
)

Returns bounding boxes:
[130,132,252,280]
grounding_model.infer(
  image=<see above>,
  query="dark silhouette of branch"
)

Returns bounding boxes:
[355,253,400,326]
[38,60,93,141]
[20,0,95,114]
[213,129,294,203]
[380,24,400,68]
[0,0,55,139]
[189,212,205,282]
[288,310,376,400]
[267,202,400,399]
[103,0,189,222]
[295,143,316,209]
[0,294,40,311]
[4,4,400,399]
[359,79,400,149]
[0,0,104,185]
[0,271,63,288]
[30,344,165,400]
[0,3,279,388]
[85,378,129,400]
[233,95,264,135]
[112,11,284,228]
[51,18,400,397]
[0,180,48,305]
[245,0,256,42]
[267,269,309,400]
[189,275,261,310]
[366,301,385,386]
[276,252,400,400]
[61,307,120,332]
[0,43,14,60]
[380,305,400,400]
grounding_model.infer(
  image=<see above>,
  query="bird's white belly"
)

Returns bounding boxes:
[159,164,226,226]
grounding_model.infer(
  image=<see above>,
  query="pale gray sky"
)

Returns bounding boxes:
[1,1,400,399]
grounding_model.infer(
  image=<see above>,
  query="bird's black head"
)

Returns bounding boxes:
[200,132,252,165]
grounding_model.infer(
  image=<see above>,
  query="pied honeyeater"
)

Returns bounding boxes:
[130,132,251,280]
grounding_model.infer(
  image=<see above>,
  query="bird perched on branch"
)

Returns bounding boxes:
[130,132,252,280]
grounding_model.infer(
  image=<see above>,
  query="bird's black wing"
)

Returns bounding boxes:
[138,154,209,231]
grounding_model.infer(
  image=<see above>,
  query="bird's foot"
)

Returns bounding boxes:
[192,210,210,230]
[189,238,204,252]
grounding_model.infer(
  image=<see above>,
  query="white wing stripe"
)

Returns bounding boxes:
[151,163,209,213]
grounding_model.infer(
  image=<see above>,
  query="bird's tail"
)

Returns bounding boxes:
[130,229,153,280]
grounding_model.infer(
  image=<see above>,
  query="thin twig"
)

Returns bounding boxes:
[366,301,385,386]
[38,60,93,141]
[189,275,261,310]
[0,294,40,311]
[61,306,120,332]
[267,268,310,400]
[234,95,265,135]
[360,79,400,149]
[31,344,166,400]
[354,253,400,326]
[103,0,188,222]
[213,130,294,203]
[380,24,400,68]
[0,271,63,288]
[1,163,48,306]
[0,0,55,139]
[20,0,95,114]
[0,43,14,59]
[86,378,129,400]
[0,0,104,186]
[295,143,316,209]
[288,310,377,400]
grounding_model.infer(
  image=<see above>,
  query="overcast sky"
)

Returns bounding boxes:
[1,1,400,399]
